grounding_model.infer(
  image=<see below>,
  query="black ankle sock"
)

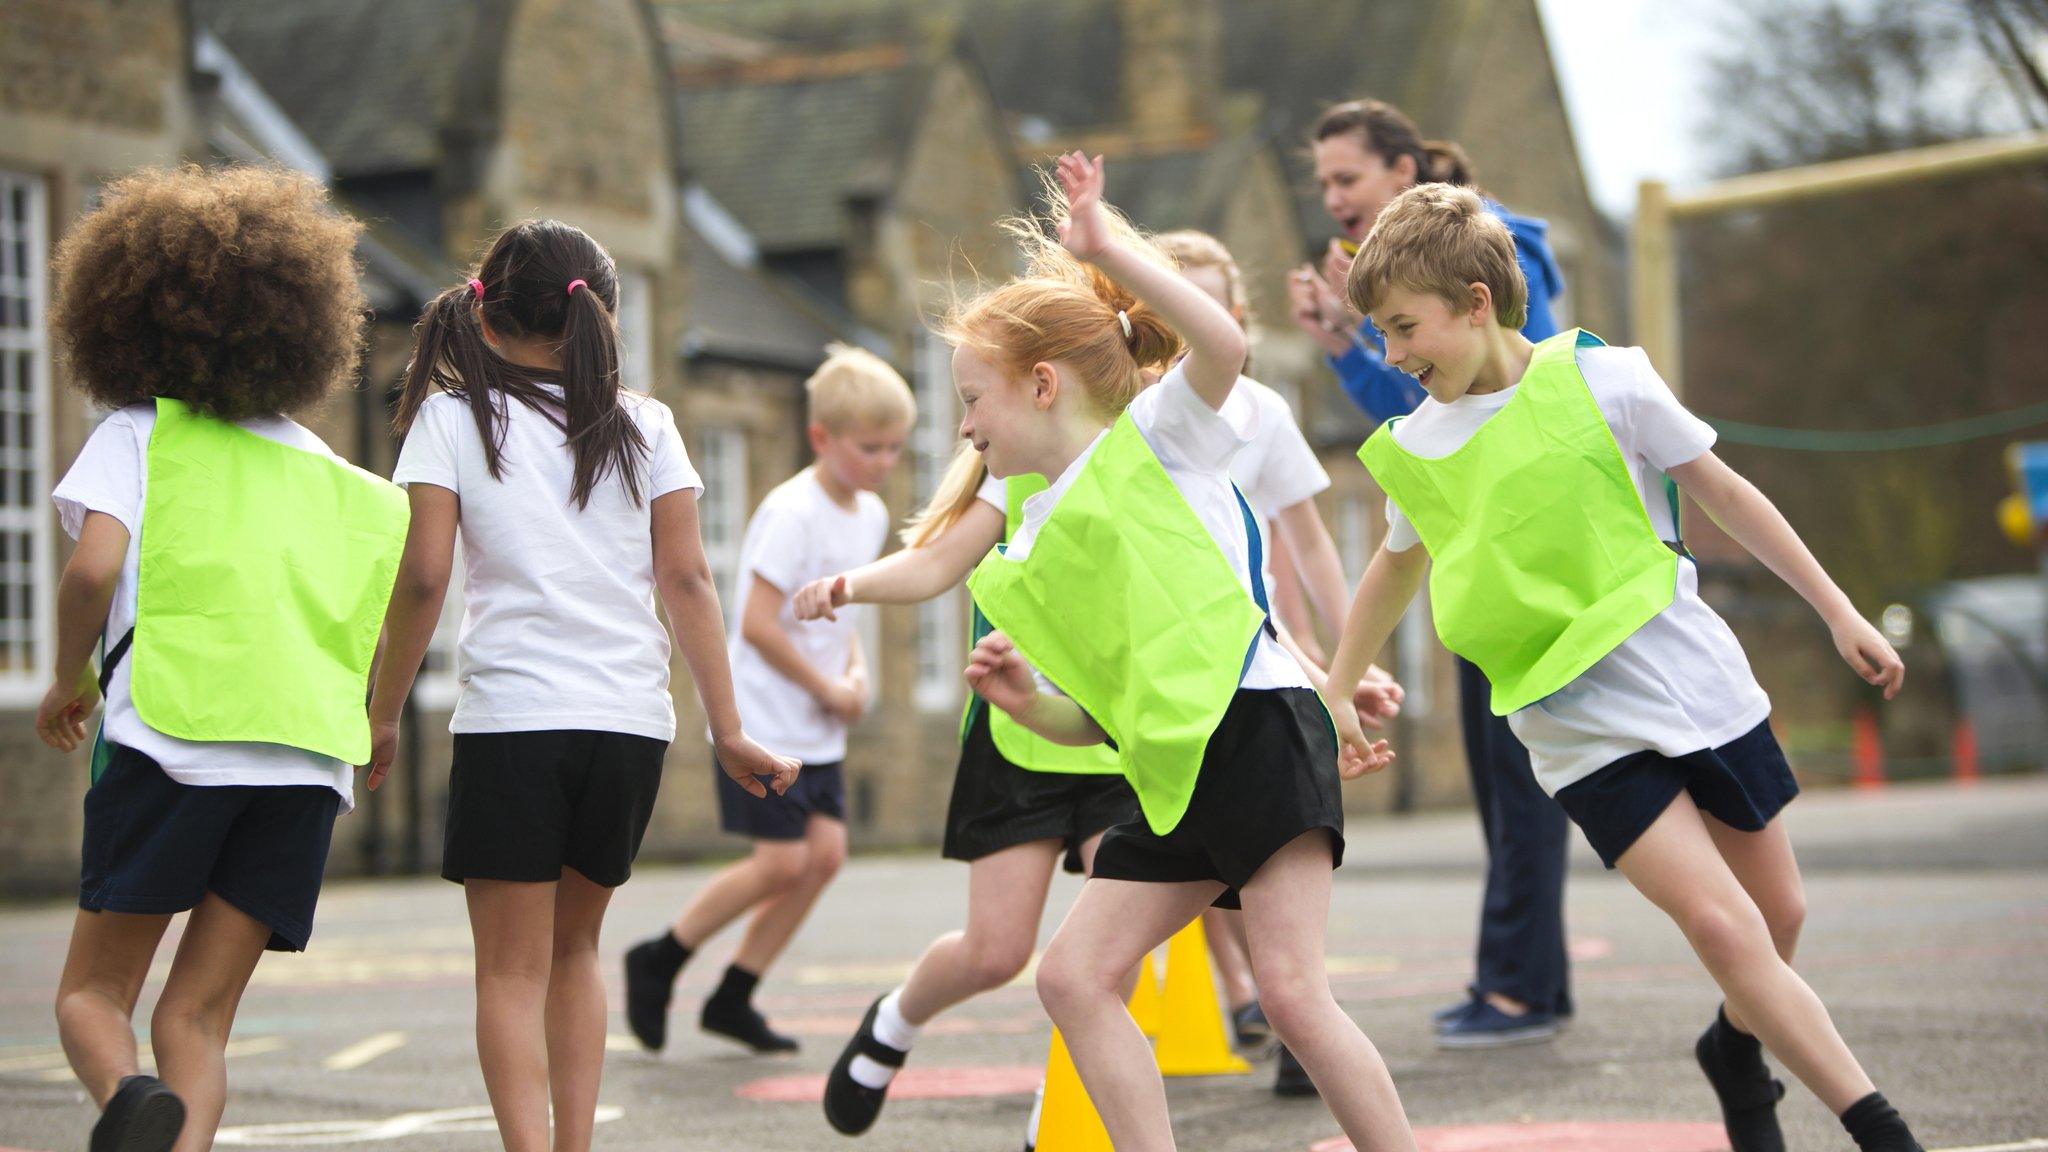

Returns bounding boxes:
[708,963,761,1008]
[1696,1006,1784,1152]
[1842,1092,1922,1152]
[647,932,690,973]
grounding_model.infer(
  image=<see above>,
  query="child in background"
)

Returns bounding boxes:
[1322,183,1922,1152]
[625,347,913,1055]
[960,152,1416,1152]
[368,220,797,1152]
[41,166,408,1152]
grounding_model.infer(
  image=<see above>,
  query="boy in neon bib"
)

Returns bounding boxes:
[1321,183,1923,1152]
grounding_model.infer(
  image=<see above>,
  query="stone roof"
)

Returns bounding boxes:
[679,219,842,370]
[193,0,483,179]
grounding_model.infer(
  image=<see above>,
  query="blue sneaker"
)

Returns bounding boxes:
[1437,1001,1560,1050]
[1431,995,1481,1032]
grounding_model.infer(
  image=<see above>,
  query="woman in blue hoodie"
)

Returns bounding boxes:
[1288,98,1576,1051]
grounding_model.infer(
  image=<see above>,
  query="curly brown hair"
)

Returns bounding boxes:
[49,164,367,420]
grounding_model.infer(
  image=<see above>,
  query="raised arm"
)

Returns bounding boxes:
[1055,152,1246,410]
[1669,450,1903,698]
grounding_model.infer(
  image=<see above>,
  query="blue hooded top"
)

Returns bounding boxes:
[1328,200,1566,424]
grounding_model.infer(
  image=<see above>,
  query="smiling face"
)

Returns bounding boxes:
[1314,133,1417,242]
[953,344,1041,479]
[1368,283,1494,404]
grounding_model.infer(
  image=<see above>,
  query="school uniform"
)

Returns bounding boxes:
[392,386,700,886]
[714,467,888,839]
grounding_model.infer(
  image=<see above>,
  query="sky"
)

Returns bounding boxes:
[1533,0,1723,219]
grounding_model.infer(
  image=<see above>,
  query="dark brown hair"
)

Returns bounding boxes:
[1312,99,1478,189]
[49,164,366,420]
[394,219,645,509]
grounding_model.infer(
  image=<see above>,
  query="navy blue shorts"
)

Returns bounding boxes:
[1555,719,1800,869]
[442,730,668,887]
[80,743,341,952]
[715,752,845,840]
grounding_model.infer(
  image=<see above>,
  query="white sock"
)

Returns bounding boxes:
[849,988,920,1090]
[1023,1078,1045,1149]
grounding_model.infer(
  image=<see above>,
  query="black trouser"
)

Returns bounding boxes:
[1457,657,1573,1016]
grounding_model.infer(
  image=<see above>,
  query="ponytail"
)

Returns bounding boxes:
[1421,140,1478,188]
[394,219,647,510]
[901,441,989,548]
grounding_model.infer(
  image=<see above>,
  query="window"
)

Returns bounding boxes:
[616,267,653,393]
[0,171,49,703]
[911,331,960,710]
[696,426,748,630]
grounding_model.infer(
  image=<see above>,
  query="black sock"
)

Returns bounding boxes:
[1696,1006,1784,1152]
[647,931,690,974]
[1842,1092,1922,1152]
[708,963,761,1008]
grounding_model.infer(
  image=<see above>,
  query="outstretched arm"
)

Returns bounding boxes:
[1321,542,1427,777]
[793,500,1004,620]
[1669,451,1902,698]
[1055,152,1246,411]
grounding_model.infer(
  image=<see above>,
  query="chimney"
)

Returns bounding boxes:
[1119,0,1219,145]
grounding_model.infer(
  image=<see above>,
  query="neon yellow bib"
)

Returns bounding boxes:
[1359,329,1677,715]
[126,398,409,762]
[963,471,1123,776]
[966,415,1268,834]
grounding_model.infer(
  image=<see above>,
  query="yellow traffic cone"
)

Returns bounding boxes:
[1128,950,1163,1038]
[1034,1028,1113,1152]
[1153,918,1251,1077]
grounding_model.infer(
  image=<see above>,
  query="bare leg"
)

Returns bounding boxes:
[1616,793,1874,1113]
[150,895,271,1152]
[670,841,810,949]
[896,840,1062,1025]
[546,870,613,1152]
[1203,907,1258,1010]
[731,816,847,976]
[467,878,558,1152]
[54,909,171,1106]
[1703,813,1807,1028]
[1035,877,1221,1152]
[1240,832,1416,1152]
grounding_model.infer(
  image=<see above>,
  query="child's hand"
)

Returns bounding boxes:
[365,717,399,791]
[1353,665,1405,732]
[1054,151,1112,262]
[793,574,850,622]
[715,733,802,798]
[35,667,99,753]
[1324,677,1395,780]
[964,630,1041,720]
[1831,614,1905,700]
[821,675,866,725]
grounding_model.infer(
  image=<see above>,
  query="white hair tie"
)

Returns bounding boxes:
[1117,310,1133,339]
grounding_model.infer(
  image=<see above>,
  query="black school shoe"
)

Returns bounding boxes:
[1696,1017,1787,1152]
[824,996,908,1135]
[623,936,681,1051]
[700,997,800,1054]
[1273,1044,1319,1098]
[91,1075,185,1152]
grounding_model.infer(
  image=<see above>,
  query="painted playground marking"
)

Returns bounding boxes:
[737,1065,1042,1103]
[1312,1129,2048,1152]
[321,1032,406,1071]
[215,1105,622,1146]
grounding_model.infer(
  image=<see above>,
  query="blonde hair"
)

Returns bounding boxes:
[1345,183,1526,328]
[806,343,916,432]
[1152,229,1248,324]
[903,170,1181,547]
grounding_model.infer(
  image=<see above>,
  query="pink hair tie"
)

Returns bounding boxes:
[566,278,587,297]
[467,277,484,300]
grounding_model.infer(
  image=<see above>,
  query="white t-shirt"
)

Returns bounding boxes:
[53,404,355,808]
[1225,377,1332,592]
[721,467,890,763]
[1381,344,1771,794]
[1005,363,1311,692]
[392,387,701,741]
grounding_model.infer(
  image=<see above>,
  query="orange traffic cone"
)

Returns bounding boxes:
[1034,1029,1113,1152]
[1128,950,1162,1038]
[1153,919,1251,1077]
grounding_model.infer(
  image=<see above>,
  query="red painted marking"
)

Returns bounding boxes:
[737,1065,1042,1103]
[1313,1122,1728,1152]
